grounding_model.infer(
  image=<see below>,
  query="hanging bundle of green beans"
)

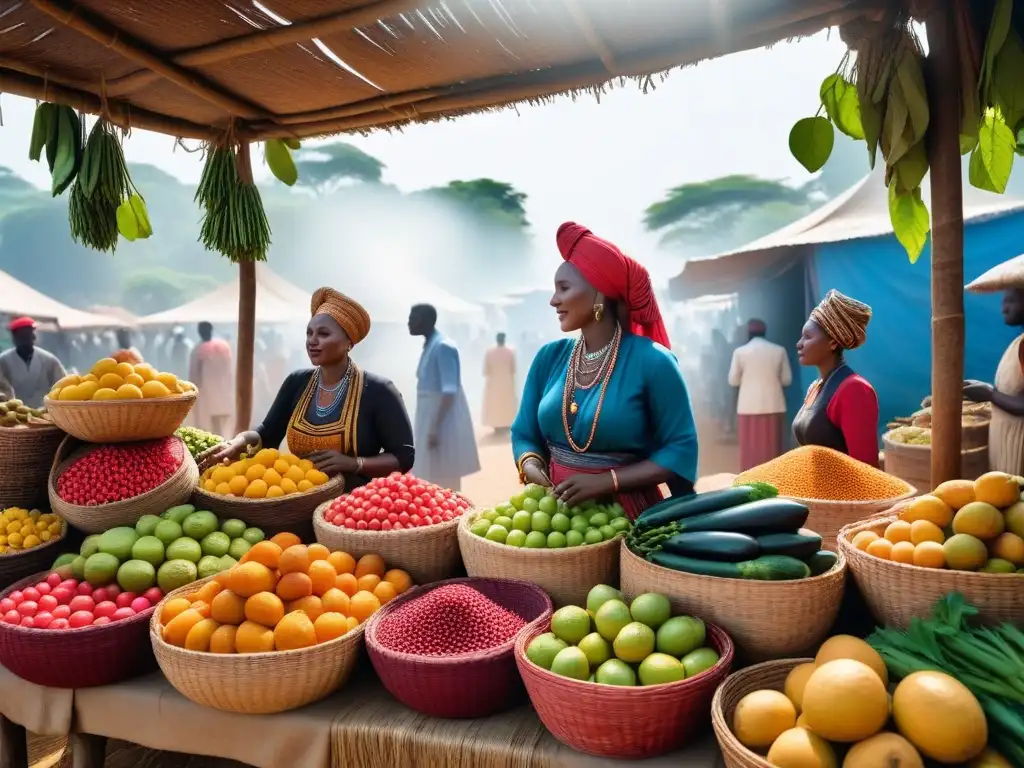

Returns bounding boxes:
[196,144,271,263]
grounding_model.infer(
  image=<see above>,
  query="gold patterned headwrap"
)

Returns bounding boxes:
[810,289,872,350]
[310,287,371,345]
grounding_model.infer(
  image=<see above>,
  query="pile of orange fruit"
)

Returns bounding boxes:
[159,532,412,653]
[200,448,331,499]
[47,358,194,402]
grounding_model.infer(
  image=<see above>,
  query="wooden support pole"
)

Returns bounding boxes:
[234,143,257,436]
[925,6,966,487]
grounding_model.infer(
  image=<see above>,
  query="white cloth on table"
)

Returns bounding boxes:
[0,346,66,408]
[481,345,518,428]
[727,337,792,416]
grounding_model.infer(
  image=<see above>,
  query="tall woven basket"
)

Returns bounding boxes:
[0,424,65,508]
[620,543,845,663]
[44,392,195,443]
[839,515,1024,628]
[789,487,916,551]
[882,435,988,494]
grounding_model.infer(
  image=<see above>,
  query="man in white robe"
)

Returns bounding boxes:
[0,317,66,407]
[482,332,517,433]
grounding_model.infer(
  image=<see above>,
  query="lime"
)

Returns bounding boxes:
[681,647,720,677]
[241,527,265,545]
[570,515,589,533]
[630,593,672,629]
[566,530,584,547]
[595,658,637,686]
[613,622,656,663]
[98,527,139,561]
[506,529,528,547]
[550,646,590,680]
[485,525,509,544]
[586,584,624,616]
[511,511,533,531]
[83,552,119,586]
[197,555,224,579]
[550,605,592,644]
[131,535,166,567]
[181,511,218,540]
[524,531,547,548]
[70,555,87,581]
[201,531,231,558]
[550,512,571,533]
[481,509,499,522]
[584,528,604,545]
[509,493,526,511]
[157,559,198,592]
[531,512,551,533]
[154,519,183,547]
[589,512,609,527]
[547,531,567,548]
[134,515,162,537]
[656,616,705,656]
[220,518,247,538]
[594,599,632,641]
[80,534,102,558]
[608,504,626,519]
[526,633,567,670]
[609,517,630,533]
[638,653,686,686]
[524,484,548,501]
[538,495,558,515]
[52,553,76,570]
[162,504,194,524]
[522,497,540,514]
[219,555,238,570]
[228,538,251,560]
[470,519,492,537]
[116,559,156,592]
[599,524,617,540]
[981,558,1016,573]
[493,516,514,530]
[166,537,203,563]
[578,632,612,667]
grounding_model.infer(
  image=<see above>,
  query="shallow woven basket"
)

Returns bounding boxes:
[0,520,68,590]
[620,543,846,663]
[882,434,989,494]
[44,392,196,443]
[786,487,917,552]
[516,620,734,759]
[190,474,344,541]
[151,576,365,714]
[0,424,65,508]
[456,510,620,607]
[364,577,552,719]
[48,436,198,534]
[711,658,810,768]
[839,514,1024,628]
[312,502,462,584]
[0,571,156,688]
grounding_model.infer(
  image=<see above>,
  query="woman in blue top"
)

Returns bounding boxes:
[512,222,698,520]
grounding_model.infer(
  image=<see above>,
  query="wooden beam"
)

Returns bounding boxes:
[563,0,617,73]
[925,4,965,487]
[29,0,274,120]
[234,144,257,437]
[104,0,424,97]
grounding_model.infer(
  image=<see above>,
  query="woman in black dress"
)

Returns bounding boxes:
[201,288,414,491]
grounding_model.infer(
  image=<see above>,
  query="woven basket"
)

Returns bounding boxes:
[711,658,811,768]
[839,515,1024,628]
[456,510,620,607]
[44,392,196,443]
[882,435,988,494]
[787,488,917,552]
[0,424,65,508]
[620,543,845,663]
[365,577,552,718]
[516,620,734,759]
[312,502,462,584]
[190,474,344,541]
[0,571,156,688]
[0,520,69,591]
[151,576,365,714]
[48,436,198,534]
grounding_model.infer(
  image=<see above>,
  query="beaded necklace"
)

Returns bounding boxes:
[562,324,622,453]
[315,363,352,419]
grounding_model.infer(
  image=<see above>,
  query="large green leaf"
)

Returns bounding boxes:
[982,0,1013,105]
[789,116,834,173]
[888,184,930,264]
[991,31,1024,130]
[820,75,865,140]
[969,109,1016,193]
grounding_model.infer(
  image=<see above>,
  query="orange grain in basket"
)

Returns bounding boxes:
[735,446,911,502]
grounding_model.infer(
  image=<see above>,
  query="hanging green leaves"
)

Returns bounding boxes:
[789,116,834,172]
[265,139,298,186]
[29,103,84,197]
[820,74,864,140]
[970,108,1016,193]
[888,184,930,264]
[196,144,271,263]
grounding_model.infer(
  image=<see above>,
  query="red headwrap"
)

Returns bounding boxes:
[556,222,670,348]
[7,317,36,332]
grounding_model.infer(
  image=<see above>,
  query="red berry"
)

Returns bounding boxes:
[51,605,71,620]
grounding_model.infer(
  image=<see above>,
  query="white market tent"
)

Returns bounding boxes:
[333,273,485,325]
[0,269,124,330]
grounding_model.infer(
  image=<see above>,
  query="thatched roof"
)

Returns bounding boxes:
[0,0,869,141]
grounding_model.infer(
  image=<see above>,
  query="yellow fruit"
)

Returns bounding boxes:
[124,373,145,388]
[305,469,329,486]
[194,580,223,605]
[76,381,99,400]
[209,624,238,654]
[815,635,888,686]
[244,592,285,628]
[932,479,976,511]
[900,495,954,528]
[115,383,144,400]
[732,689,797,749]
[114,362,135,378]
[133,364,156,382]
[766,727,836,768]
[373,581,398,604]
[266,486,285,498]
[246,541,283,569]
[802,660,889,742]
[141,380,172,399]
[235,620,275,653]
[297,479,314,493]
[884,520,913,543]
[210,589,246,625]
[276,572,313,602]
[321,588,350,616]
[273,459,291,476]
[230,562,277,597]
[297,459,314,472]
[288,595,324,622]
[263,469,283,487]
[349,590,381,623]
[852,531,879,551]
[892,671,987,763]
[82,373,98,383]
[308,560,337,596]
[284,466,306,484]
[909,520,944,545]
[890,541,916,564]
[865,538,893,560]
[155,372,180,391]
[243,479,269,499]
[307,544,330,562]
[98,373,124,390]
[215,482,232,496]
[355,554,386,578]
[969,748,1015,768]
[279,545,311,575]
[58,385,80,401]
[943,534,989,570]
[253,448,279,468]
[245,464,266,482]
[329,551,356,575]
[184,618,221,651]
[162,608,206,647]
[953,502,1006,540]
[228,475,249,496]
[795,713,810,729]
[912,541,946,568]
[274,611,317,651]
[53,374,81,389]
[202,479,217,492]
[91,358,118,377]
[279,478,299,495]
[973,472,1021,509]
[92,388,119,401]
[161,597,192,624]
[989,532,1024,566]
[843,732,923,768]
[314,612,350,643]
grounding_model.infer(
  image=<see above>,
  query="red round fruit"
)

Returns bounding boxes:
[33,612,53,629]
[51,605,71,620]
[22,587,40,603]
[8,591,23,604]
[142,588,163,604]
[130,597,151,613]
[111,607,135,621]
[46,573,61,588]
[356,520,367,530]
[69,595,95,613]
[50,618,69,630]
[38,594,58,612]
[76,582,93,596]
[17,601,38,617]
[104,584,122,598]
[58,579,77,592]
[35,582,51,596]
[50,587,72,605]
[115,592,136,609]
[91,588,111,604]
[93,601,117,619]
[68,611,94,628]
[0,598,15,614]
[2,610,20,625]
[92,616,111,626]
[19,616,35,628]
[343,518,356,529]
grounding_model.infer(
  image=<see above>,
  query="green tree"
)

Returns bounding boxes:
[415,179,529,229]
[119,267,219,315]
[294,142,385,194]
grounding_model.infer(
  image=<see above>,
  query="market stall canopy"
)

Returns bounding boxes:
[966,253,1024,293]
[0,269,124,329]
[86,305,139,327]
[0,0,869,141]
[335,272,484,324]
[669,168,1024,300]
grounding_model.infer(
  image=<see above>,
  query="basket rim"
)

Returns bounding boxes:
[0,570,155,636]
[44,391,197,408]
[458,509,623,556]
[882,432,989,455]
[838,515,1024,578]
[0,518,67,560]
[0,422,63,436]
[516,617,735,693]
[778,487,917,508]
[364,576,553,666]
[312,500,463,538]
[191,472,344,507]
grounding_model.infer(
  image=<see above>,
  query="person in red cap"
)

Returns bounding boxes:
[510,223,698,519]
[0,317,66,408]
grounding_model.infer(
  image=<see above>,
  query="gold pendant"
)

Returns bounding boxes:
[570,401,579,414]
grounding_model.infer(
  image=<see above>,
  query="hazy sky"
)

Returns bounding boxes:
[0,31,849,278]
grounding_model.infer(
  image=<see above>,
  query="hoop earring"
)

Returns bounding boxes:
[593,303,604,322]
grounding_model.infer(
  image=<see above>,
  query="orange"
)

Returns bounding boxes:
[266,486,285,499]
[244,592,285,628]
[230,562,277,598]
[346,616,360,632]
[284,466,306,484]
[308,560,338,596]
[276,572,313,601]
[228,475,249,496]
[279,545,311,575]
[214,570,233,588]
[314,612,350,643]
[910,520,945,545]
[890,541,916,565]
[161,598,192,625]
[328,551,356,575]
[866,538,893,560]
[349,591,381,623]
[245,464,267,482]
[273,459,291,476]
[209,624,238,654]
[354,553,386,579]
[307,543,330,562]
[194,580,224,605]
[913,541,946,568]
[321,588,350,616]
[270,532,302,550]
[190,600,212,619]
[210,590,246,625]
[244,479,269,499]
[853,531,880,551]
[235,620,275,653]
[185,618,221,651]
[288,595,324,622]
[335,572,359,596]
[297,480,314,493]
[246,541,283,570]
[356,574,381,592]
[384,569,413,594]
[263,469,283,487]
[884,520,913,544]
[162,609,205,647]
[373,581,398,604]
[275,611,317,651]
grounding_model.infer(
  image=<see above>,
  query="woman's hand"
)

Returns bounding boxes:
[197,435,248,472]
[963,380,995,403]
[553,472,614,507]
[522,458,552,487]
[307,450,359,477]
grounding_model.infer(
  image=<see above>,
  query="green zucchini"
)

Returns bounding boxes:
[648,552,811,581]
[673,498,809,537]
[634,483,778,531]
[661,531,760,562]
[805,550,840,576]
[755,529,823,559]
